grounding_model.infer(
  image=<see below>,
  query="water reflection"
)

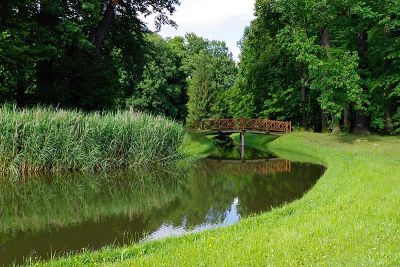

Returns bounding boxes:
[208,145,272,161]
[0,150,325,265]
[146,197,241,242]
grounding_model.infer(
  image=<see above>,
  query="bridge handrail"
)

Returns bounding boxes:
[194,118,292,133]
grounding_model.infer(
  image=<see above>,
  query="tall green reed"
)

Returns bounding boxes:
[0,106,185,175]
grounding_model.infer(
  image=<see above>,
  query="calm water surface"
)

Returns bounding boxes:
[0,147,325,265]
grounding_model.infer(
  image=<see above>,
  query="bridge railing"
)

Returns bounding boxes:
[194,118,292,133]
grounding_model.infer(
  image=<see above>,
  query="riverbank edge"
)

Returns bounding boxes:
[35,132,400,266]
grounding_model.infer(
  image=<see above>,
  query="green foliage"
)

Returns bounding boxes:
[186,53,217,125]
[309,50,363,120]
[1,2,238,120]
[0,0,179,110]
[0,106,185,175]
[126,34,188,121]
[393,108,400,134]
[232,0,400,133]
[124,33,237,122]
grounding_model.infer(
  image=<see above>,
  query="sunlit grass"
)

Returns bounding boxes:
[231,132,277,149]
[179,131,214,158]
[0,106,184,176]
[35,132,400,266]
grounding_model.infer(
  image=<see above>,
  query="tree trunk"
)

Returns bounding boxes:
[90,0,119,52]
[383,90,394,133]
[320,28,331,133]
[332,118,341,135]
[16,78,26,108]
[322,28,330,51]
[357,32,368,69]
[344,105,351,132]
[321,111,328,132]
[354,31,369,134]
[354,111,369,135]
[301,82,307,129]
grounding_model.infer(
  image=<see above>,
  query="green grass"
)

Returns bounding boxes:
[34,132,400,266]
[179,131,215,158]
[231,132,277,149]
[0,106,185,176]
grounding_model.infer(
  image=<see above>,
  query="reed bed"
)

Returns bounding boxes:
[0,106,185,175]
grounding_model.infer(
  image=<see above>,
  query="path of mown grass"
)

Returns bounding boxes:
[36,132,400,266]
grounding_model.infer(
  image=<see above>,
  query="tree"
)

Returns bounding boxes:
[309,50,363,134]
[125,33,237,121]
[89,0,179,52]
[233,0,400,134]
[126,34,187,120]
[186,53,217,125]
[0,0,180,110]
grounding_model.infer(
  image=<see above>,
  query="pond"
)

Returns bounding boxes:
[0,146,325,265]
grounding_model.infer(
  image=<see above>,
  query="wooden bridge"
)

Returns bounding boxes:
[194,118,292,134]
[194,118,292,160]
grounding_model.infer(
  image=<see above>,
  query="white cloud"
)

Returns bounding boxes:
[142,0,255,60]
[168,0,254,27]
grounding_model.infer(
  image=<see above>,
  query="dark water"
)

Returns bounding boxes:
[0,147,325,265]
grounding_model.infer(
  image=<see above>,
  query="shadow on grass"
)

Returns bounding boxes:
[334,134,388,144]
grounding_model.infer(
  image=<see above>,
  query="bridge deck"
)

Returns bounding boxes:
[194,118,292,134]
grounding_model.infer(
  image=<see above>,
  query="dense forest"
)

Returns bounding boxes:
[0,0,236,122]
[1,0,400,134]
[233,0,400,134]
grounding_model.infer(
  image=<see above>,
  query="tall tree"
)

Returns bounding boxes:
[126,34,187,120]
[0,0,180,110]
[186,53,217,125]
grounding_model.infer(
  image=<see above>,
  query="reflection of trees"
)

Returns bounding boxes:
[0,159,322,237]
[164,169,237,227]
[157,160,325,229]
[0,159,325,265]
[208,146,271,160]
[0,170,187,265]
[0,170,183,235]
[234,163,325,216]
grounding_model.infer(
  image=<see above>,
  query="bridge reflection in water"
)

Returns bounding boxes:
[203,158,292,176]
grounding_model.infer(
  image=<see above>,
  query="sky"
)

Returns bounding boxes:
[142,0,256,61]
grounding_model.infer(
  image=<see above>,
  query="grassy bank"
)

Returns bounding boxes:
[179,132,215,158]
[0,106,184,175]
[35,132,400,266]
[232,132,277,149]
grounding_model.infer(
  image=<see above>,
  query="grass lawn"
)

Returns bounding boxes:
[35,132,400,266]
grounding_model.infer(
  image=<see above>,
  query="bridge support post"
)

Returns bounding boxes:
[240,131,245,160]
